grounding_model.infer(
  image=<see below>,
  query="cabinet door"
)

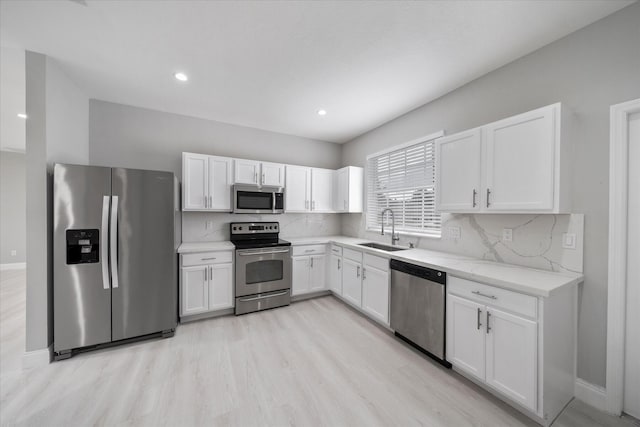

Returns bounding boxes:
[485,307,537,411]
[292,256,310,296]
[261,162,285,187]
[208,156,232,211]
[285,166,311,212]
[209,263,234,311]
[362,266,389,324]
[435,129,482,212]
[446,294,486,381]
[334,168,348,212]
[180,265,209,316]
[342,258,362,307]
[309,255,326,292]
[311,168,334,212]
[329,254,342,295]
[234,159,260,185]
[484,106,556,211]
[183,153,209,210]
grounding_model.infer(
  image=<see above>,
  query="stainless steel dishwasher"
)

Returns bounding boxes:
[390,259,450,367]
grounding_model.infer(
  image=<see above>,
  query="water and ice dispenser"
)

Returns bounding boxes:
[66,229,99,264]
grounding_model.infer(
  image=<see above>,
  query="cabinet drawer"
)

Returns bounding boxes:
[363,253,389,272]
[292,244,326,256]
[343,248,363,263]
[181,251,233,267]
[448,276,537,318]
[330,245,343,256]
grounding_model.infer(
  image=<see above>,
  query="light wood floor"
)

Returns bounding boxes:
[1,269,637,427]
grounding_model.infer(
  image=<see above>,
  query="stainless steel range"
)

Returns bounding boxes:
[231,222,292,315]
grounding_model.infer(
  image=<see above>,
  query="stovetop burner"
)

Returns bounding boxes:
[229,222,289,249]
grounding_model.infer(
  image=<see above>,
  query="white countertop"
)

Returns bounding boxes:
[179,235,583,297]
[286,235,583,297]
[177,241,235,253]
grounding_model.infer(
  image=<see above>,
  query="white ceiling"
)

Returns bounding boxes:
[0,0,633,144]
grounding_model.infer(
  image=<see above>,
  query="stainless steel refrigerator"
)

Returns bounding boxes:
[53,164,179,360]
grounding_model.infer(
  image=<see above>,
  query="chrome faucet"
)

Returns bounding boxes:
[381,208,400,245]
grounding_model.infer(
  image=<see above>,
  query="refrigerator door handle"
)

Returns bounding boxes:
[110,195,119,288]
[101,196,110,289]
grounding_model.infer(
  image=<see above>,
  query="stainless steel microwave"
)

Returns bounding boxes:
[233,185,285,214]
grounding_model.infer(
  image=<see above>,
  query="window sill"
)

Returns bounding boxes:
[365,227,442,240]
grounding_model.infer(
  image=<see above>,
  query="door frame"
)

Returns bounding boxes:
[606,97,640,415]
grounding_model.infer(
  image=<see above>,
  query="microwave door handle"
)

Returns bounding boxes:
[273,192,276,212]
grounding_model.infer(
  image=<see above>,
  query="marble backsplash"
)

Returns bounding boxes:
[182,212,341,242]
[342,213,584,274]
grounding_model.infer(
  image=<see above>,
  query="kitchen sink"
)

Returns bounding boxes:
[358,242,408,252]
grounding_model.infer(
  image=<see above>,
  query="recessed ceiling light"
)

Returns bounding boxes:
[17,113,27,119]
[174,72,188,82]
[317,109,327,116]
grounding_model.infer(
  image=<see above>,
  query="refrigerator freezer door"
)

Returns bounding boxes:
[54,164,112,352]
[111,168,177,341]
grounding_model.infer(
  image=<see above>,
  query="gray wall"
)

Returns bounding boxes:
[0,151,26,264]
[89,100,341,176]
[25,52,89,353]
[341,3,640,387]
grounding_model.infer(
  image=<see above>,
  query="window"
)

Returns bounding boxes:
[366,133,442,237]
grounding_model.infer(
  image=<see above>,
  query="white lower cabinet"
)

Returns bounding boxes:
[447,275,577,424]
[291,245,326,296]
[341,258,362,306]
[179,250,234,319]
[361,264,389,324]
[329,253,342,295]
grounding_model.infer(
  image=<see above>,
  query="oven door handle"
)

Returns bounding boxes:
[237,249,290,256]
[238,290,289,302]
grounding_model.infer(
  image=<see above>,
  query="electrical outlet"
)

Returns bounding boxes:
[448,227,461,240]
[562,233,576,250]
[11,250,17,256]
[205,220,214,230]
[502,228,513,242]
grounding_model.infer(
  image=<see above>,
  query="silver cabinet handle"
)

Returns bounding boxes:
[312,200,316,210]
[357,266,360,278]
[254,171,258,183]
[110,196,119,289]
[239,290,288,302]
[201,257,217,260]
[101,196,110,289]
[210,266,213,280]
[204,194,207,208]
[472,290,497,300]
[362,268,366,279]
[262,172,265,184]
[305,200,309,210]
[204,266,207,281]
[472,189,477,208]
[477,307,482,330]
[486,188,491,208]
[486,311,491,334]
[209,195,212,208]
[310,257,314,268]
[304,249,314,253]
[337,259,341,270]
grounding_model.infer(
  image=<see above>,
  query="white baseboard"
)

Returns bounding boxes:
[575,378,606,412]
[22,345,52,370]
[0,262,26,271]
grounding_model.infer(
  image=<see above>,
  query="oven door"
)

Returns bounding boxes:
[235,247,292,297]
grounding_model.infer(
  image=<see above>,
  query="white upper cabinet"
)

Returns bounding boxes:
[234,159,261,185]
[484,106,555,211]
[436,103,571,213]
[234,159,285,187]
[311,168,334,212]
[334,166,364,213]
[435,129,482,212]
[285,165,312,212]
[261,162,285,187]
[183,153,209,210]
[183,153,232,211]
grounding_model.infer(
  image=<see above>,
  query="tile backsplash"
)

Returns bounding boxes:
[342,213,584,274]
[182,212,341,242]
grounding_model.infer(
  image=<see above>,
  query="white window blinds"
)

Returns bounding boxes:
[366,136,441,237]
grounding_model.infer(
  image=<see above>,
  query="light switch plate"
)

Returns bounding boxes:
[10,250,17,256]
[205,220,214,230]
[448,227,461,240]
[502,228,513,242]
[562,233,576,249]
